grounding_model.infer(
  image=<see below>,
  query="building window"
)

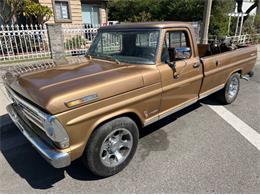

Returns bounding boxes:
[54,0,71,21]
[81,4,100,27]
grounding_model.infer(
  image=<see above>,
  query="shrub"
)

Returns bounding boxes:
[64,35,87,50]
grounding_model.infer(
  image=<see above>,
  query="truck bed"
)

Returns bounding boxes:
[199,45,257,98]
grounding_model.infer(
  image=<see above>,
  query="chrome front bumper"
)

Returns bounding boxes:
[6,104,71,168]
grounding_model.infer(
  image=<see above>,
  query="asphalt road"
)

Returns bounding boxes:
[0,61,259,193]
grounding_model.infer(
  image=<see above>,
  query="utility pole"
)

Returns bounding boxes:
[201,0,213,44]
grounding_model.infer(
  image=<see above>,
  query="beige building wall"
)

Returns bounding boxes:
[69,0,83,24]
[99,7,107,26]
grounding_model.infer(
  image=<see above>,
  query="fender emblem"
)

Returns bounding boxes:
[65,93,98,108]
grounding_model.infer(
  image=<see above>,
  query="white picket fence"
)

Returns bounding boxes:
[0,24,51,62]
[63,24,99,56]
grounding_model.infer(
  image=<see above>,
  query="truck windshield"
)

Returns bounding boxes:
[88,30,160,64]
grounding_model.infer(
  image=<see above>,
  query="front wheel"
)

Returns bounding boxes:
[216,73,240,104]
[83,117,139,177]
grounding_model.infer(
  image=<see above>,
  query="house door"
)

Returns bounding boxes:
[81,4,100,27]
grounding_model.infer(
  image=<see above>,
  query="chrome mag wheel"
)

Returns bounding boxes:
[228,76,239,99]
[100,128,133,167]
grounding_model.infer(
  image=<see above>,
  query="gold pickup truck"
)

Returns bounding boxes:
[3,22,257,177]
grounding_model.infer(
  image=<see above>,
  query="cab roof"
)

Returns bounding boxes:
[99,22,192,30]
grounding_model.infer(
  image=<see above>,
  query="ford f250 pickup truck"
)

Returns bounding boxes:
[3,22,257,177]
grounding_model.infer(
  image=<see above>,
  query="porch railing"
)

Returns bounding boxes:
[0,24,51,62]
[225,34,260,45]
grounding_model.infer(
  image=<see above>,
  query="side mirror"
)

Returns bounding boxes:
[175,47,191,60]
[166,60,176,71]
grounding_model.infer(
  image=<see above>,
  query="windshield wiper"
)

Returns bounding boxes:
[114,58,121,64]
[86,54,92,60]
[105,56,121,64]
[87,54,121,64]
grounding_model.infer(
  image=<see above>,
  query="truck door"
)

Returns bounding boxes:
[157,28,203,116]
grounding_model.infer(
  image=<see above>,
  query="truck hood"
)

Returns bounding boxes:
[5,60,144,114]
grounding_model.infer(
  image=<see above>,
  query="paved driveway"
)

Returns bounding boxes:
[0,59,259,193]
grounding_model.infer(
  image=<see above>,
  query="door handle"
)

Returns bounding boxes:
[193,63,201,68]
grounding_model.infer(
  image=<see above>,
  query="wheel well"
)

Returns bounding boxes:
[124,112,143,130]
[93,112,143,133]
[236,70,242,75]
[83,112,143,157]
[226,69,242,83]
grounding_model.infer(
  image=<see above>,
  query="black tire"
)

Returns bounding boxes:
[248,71,254,77]
[216,73,240,104]
[83,117,139,177]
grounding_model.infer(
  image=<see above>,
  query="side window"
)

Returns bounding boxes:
[161,30,192,62]
[136,32,159,48]
[169,32,188,48]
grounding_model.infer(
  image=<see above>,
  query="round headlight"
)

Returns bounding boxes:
[42,115,69,149]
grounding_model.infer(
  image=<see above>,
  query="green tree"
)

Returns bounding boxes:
[0,0,24,25]
[209,0,235,36]
[254,14,260,31]
[108,0,235,37]
[108,0,204,22]
[161,0,204,21]
[22,0,52,24]
[108,0,162,22]
[243,15,257,34]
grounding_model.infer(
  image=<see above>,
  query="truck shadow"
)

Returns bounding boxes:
[0,115,102,189]
[0,101,203,189]
[137,102,203,162]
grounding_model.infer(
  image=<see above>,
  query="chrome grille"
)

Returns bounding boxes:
[6,87,46,131]
[19,104,44,130]
[5,86,70,149]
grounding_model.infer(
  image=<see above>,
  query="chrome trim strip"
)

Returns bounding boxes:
[6,104,71,168]
[144,84,226,127]
[144,98,198,127]
[143,115,159,127]
[199,84,225,100]
[159,98,198,119]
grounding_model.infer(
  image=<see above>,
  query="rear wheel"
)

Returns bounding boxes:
[216,73,240,104]
[83,117,139,177]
